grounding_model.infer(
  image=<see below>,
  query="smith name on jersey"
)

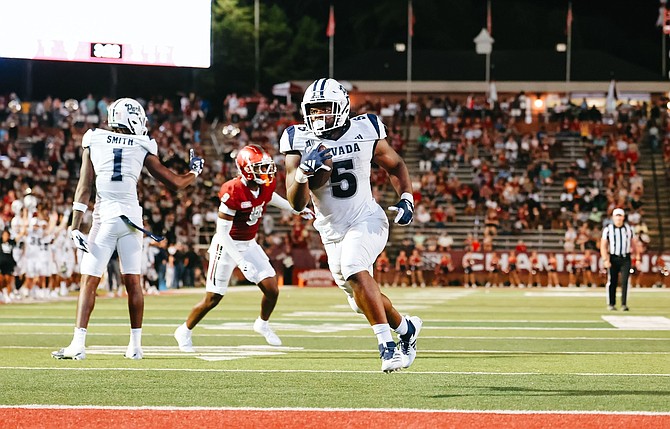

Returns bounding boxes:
[280,113,388,243]
[218,177,277,241]
[82,128,158,222]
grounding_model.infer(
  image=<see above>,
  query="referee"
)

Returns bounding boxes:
[600,208,640,311]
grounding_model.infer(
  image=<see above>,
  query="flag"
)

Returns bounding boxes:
[566,2,573,35]
[409,1,416,37]
[326,5,335,37]
[486,0,492,35]
[657,6,666,27]
[659,0,669,26]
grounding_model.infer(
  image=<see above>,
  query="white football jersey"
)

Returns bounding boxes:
[23,229,45,259]
[280,114,388,243]
[82,129,158,222]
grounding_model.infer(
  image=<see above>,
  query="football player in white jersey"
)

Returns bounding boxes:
[280,78,422,372]
[52,97,205,361]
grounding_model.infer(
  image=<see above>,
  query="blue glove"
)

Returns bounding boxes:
[388,196,414,226]
[189,149,204,176]
[299,145,332,176]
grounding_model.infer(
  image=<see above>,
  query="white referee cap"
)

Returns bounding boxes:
[612,208,625,217]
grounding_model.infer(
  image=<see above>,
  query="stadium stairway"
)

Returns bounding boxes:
[387,125,568,253]
[638,143,669,252]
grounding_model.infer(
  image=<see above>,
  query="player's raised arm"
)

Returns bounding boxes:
[144,149,204,191]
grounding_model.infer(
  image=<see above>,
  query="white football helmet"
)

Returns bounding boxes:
[107,98,148,136]
[301,78,350,136]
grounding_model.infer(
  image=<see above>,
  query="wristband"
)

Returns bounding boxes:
[72,202,88,213]
[294,169,309,184]
[400,192,414,205]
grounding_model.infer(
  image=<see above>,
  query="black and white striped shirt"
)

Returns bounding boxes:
[602,223,634,257]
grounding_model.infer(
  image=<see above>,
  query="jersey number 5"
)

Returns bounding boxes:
[112,148,123,181]
[331,160,357,198]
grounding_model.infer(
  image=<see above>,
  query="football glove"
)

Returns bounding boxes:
[294,207,315,220]
[189,149,205,177]
[388,197,414,226]
[238,261,258,282]
[70,229,90,253]
[299,145,332,176]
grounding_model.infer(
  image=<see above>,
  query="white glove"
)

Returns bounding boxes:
[238,261,258,282]
[70,229,90,253]
[294,207,315,220]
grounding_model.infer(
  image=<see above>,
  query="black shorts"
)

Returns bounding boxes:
[0,261,15,275]
[464,267,473,274]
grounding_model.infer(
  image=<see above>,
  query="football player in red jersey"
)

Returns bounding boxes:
[174,145,313,350]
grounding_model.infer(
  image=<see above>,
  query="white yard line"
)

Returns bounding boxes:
[4,332,670,341]
[0,366,669,378]
[3,345,670,355]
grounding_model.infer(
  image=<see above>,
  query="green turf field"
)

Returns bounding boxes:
[1,286,669,412]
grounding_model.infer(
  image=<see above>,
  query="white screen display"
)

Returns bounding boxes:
[0,0,211,68]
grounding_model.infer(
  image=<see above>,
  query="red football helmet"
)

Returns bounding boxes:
[236,145,276,186]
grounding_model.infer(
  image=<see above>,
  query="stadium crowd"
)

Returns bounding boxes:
[1,90,668,301]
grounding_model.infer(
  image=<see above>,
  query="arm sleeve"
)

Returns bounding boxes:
[270,192,296,212]
[212,218,244,266]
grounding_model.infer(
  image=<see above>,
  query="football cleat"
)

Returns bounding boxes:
[253,317,282,346]
[174,324,195,353]
[51,346,86,360]
[124,346,143,360]
[379,341,403,373]
[398,315,423,369]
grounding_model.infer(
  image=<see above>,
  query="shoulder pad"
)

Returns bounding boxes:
[137,137,158,156]
[349,114,387,140]
[82,129,94,148]
[279,125,314,153]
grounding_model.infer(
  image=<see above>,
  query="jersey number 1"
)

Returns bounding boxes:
[112,148,123,181]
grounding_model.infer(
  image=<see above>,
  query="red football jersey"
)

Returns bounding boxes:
[218,177,276,241]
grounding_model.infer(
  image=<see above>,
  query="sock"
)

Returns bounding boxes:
[181,322,192,332]
[395,317,408,336]
[72,327,87,348]
[129,328,142,348]
[256,317,268,328]
[372,323,394,345]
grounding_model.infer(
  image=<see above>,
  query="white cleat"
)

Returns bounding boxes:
[398,315,423,369]
[124,346,143,360]
[52,346,86,360]
[379,342,403,373]
[174,324,195,353]
[253,317,282,346]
